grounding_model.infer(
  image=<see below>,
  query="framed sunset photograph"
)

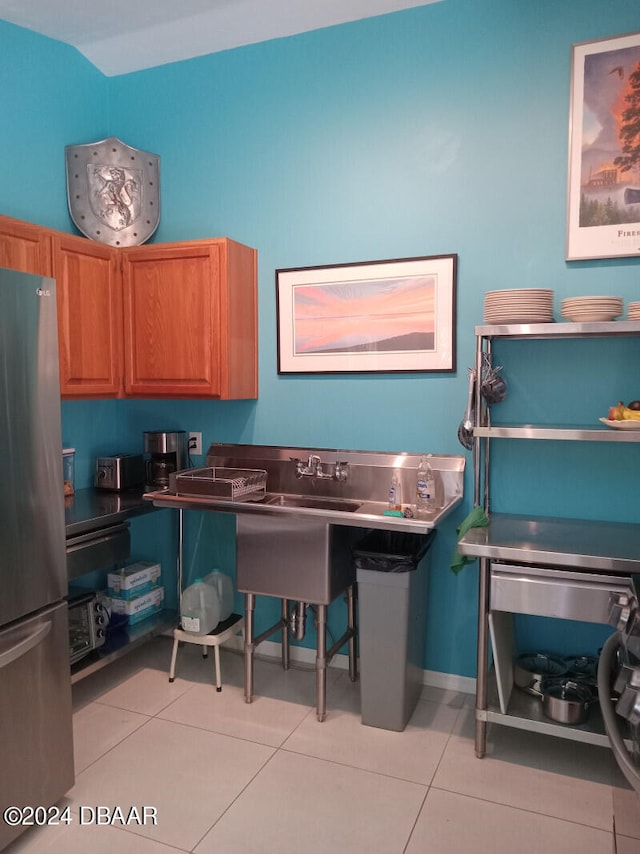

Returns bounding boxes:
[276,254,457,374]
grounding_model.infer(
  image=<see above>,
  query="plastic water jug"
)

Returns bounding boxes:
[180,579,221,635]
[204,571,234,622]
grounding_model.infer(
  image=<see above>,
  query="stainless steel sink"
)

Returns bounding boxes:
[156,443,466,532]
[146,443,466,723]
[264,494,362,512]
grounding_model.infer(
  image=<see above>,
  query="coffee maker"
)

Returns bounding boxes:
[144,431,187,490]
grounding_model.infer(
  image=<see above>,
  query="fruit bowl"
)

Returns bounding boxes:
[599,418,640,431]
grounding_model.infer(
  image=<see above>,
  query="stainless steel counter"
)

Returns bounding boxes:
[460,512,638,753]
[458,513,640,575]
[143,488,462,532]
[65,488,160,537]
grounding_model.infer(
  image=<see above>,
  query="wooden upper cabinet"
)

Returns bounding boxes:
[122,238,257,399]
[0,214,52,276]
[51,233,122,398]
[0,215,258,400]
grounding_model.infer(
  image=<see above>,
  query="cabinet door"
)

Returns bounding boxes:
[0,214,52,276]
[51,233,122,398]
[122,240,220,397]
[123,239,255,398]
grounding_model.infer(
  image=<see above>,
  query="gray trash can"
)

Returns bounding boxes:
[354,530,435,731]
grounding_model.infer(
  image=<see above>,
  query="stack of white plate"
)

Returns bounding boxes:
[560,296,623,323]
[628,302,640,319]
[484,289,553,324]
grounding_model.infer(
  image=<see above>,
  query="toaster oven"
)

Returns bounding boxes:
[67,587,108,664]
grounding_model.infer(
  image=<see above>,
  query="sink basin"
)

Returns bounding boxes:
[264,494,362,512]
[236,511,360,604]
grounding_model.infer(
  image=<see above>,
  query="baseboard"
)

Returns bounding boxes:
[242,638,475,695]
[422,667,475,695]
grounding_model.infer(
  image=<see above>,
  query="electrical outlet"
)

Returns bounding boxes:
[188,432,202,455]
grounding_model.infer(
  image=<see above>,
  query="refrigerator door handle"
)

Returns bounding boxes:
[0,621,52,671]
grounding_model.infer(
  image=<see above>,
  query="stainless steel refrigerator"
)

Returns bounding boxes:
[0,268,74,850]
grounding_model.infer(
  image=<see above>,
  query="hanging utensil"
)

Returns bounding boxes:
[457,368,476,450]
[480,353,508,404]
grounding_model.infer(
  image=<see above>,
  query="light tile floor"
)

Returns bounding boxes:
[5,636,640,854]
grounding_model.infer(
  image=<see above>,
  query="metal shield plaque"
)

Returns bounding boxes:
[65,137,160,246]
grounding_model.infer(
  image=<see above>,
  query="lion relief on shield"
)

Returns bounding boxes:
[89,165,142,231]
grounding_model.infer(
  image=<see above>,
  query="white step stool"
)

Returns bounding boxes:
[168,613,245,692]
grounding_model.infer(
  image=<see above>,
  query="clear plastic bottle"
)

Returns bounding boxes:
[388,470,403,510]
[203,570,234,622]
[180,578,221,635]
[416,454,436,517]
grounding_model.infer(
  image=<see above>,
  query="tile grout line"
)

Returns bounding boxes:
[428,781,617,836]
[399,696,469,854]
[189,746,281,852]
[72,710,154,778]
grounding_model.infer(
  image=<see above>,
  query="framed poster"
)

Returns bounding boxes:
[567,31,640,260]
[276,254,457,374]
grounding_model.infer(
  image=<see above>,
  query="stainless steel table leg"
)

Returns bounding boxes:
[316,603,327,722]
[281,598,290,670]
[244,592,255,704]
[347,585,357,683]
[475,557,490,757]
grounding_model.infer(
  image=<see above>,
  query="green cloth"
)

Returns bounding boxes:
[450,505,489,574]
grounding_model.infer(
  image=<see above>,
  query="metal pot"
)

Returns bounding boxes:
[564,655,599,699]
[514,652,568,697]
[541,679,593,725]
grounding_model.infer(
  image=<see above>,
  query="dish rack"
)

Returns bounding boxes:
[169,467,267,501]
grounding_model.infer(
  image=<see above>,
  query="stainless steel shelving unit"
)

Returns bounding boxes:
[474,319,640,339]
[473,424,640,442]
[70,609,178,684]
[460,319,640,758]
[64,491,178,685]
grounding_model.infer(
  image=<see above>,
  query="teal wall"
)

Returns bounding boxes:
[0,21,106,229]
[2,0,640,678]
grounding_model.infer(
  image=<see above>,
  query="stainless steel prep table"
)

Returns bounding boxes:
[459,513,640,754]
[65,487,160,538]
[66,488,162,581]
[65,489,175,683]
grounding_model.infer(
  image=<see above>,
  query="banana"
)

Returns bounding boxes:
[622,406,640,421]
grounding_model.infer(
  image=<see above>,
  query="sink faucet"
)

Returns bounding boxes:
[334,461,349,482]
[296,454,323,477]
[293,455,349,481]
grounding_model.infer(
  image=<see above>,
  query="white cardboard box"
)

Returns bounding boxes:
[109,586,165,625]
[108,561,161,600]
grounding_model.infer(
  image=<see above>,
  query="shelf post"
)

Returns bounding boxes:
[475,555,490,757]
